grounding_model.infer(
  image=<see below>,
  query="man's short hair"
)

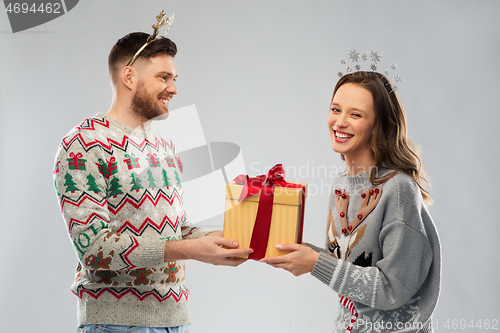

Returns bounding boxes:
[108,32,177,84]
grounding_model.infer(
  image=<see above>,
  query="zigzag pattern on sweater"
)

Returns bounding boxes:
[60,115,173,154]
[59,188,183,215]
[61,132,174,155]
[67,212,108,234]
[76,116,110,131]
[106,188,184,215]
[67,210,139,269]
[72,284,189,303]
[59,192,107,213]
[117,215,183,236]
[119,236,139,269]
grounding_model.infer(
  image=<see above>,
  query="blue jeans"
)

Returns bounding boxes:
[77,324,192,333]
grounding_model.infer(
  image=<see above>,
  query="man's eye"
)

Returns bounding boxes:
[162,76,168,81]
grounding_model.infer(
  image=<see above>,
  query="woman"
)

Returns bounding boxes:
[263,71,441,333]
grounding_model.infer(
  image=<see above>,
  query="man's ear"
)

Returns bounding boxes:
[121,66,135,90]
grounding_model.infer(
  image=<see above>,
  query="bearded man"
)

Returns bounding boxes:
[54,15,252,333]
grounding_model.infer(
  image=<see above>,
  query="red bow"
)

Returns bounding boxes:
[232,164,305,260]
[69,152,83,160]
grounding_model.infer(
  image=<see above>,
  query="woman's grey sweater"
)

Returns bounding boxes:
[311,169,441,333]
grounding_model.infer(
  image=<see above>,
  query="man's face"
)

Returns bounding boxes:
[131,54,178,121]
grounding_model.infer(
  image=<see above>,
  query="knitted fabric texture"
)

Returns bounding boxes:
[311,169,441,333]
[54,113,208,327]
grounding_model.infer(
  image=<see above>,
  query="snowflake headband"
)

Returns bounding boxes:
[126,9,175,67]
[337,49,402,93]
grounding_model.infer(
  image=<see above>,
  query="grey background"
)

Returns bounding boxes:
[1,0,499,332]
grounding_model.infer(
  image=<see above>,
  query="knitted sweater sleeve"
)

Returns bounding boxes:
[53,142,165,271]
[179,213,210,240]
[311,177,433,310]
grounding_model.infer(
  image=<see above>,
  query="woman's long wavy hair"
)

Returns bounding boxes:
[333,71,432,204]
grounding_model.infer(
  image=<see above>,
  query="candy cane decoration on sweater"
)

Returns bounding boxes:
[339,295,358,332]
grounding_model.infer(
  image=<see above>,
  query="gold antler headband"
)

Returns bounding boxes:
[126,9,175,67]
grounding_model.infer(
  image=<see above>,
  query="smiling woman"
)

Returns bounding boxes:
[331,72,432,203]
[263,71,441,333]
[328,83,377,176]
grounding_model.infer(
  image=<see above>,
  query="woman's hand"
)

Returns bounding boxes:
[261,244,320,276]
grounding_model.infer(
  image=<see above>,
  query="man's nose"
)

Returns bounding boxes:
[167,81,178,95]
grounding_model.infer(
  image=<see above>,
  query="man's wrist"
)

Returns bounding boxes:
[164,239,193,262]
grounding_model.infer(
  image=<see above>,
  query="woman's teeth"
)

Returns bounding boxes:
[335,131,354,139]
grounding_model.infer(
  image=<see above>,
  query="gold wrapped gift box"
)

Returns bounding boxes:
[223,181,307,258]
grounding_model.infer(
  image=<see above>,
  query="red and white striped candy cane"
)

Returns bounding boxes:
[339,295,358,332]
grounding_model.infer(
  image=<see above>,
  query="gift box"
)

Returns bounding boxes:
[124,153,141,169]
[67,152,87,170]
[223,164,307,260]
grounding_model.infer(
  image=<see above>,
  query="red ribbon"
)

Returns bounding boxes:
[232,164,306,260]
[107,157,118,175]
[69,152,83,159]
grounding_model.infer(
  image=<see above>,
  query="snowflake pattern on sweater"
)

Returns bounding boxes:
[312,169,441,333]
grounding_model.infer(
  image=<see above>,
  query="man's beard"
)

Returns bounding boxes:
[131,81,169,121]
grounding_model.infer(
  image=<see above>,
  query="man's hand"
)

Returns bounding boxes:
[261,244,319,276]
[205,230,224,237]
[164,232,252,267]
[192,234,252,266]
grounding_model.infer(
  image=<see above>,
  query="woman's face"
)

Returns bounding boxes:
[327,83,377,161]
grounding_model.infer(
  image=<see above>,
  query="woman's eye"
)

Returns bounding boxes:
[352,113,361,118]
[331,108,340,113]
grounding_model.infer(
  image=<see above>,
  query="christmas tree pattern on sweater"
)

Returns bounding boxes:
[54,113,205,305]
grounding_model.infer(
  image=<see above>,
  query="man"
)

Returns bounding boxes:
[54,12,252,333]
